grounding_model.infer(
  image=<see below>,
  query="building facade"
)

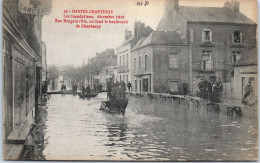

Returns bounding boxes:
[89,48,117,88]
[131,31,190,93]
[232,48,258,102]
[116,22,153,84]
[3,0,51,159]
[155,0,257,95]
[93,66,116,90]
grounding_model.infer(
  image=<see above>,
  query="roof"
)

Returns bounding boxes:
[132,37,146,50]
[234,48,258,66]
[132,31,186,51]
[117,36,136,49]
[178,6,255,24]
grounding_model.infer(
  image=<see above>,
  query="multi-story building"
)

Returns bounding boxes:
[3,0,51,159]
[93,66,116,90]
[132,0,257,95]
[131,31,190,93]
[116,22,153,84]
[88,48,117,87]
[232,47,257,102]
[41,42,47,82]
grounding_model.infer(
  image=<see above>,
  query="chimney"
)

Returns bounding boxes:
[174,0,179,11]
[134,21,145,41]
[224,0,239,12]
[125,29,132,41]
[164,0,179,17]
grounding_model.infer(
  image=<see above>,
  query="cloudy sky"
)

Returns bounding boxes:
[42,0,257,67]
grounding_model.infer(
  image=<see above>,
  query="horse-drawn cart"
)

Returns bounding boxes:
[100,82,128,116]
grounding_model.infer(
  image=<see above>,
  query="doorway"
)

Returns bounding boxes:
[143,78,148,92]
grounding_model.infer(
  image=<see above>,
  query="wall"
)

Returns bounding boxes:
[131,47,153,92]
[232,65,258,101]
[153,46,190,93]
[117,43,131,83]
[188,23,257,93]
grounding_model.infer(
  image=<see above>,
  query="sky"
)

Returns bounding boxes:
[42,0,258,67]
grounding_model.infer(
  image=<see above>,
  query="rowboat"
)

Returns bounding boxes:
[47,90,74,95]
[77,93,98,98]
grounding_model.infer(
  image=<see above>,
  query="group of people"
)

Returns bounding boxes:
[107,80,127,102]
[198,78,223,103]
[81,85,91,95]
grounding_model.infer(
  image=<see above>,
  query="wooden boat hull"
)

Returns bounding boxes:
[47,90,74,95]
[77,93,98,98]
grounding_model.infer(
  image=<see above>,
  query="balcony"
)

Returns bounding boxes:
[118,66,129,73]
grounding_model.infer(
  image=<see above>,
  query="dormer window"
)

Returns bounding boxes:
[202,29,212,43]
[233,31,242,43]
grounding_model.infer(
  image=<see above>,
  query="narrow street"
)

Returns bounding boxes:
[39,93,257,161]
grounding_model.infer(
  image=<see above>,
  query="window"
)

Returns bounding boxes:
[139,56,141,70]
[134,58,136,71]
[169,53,178,69]
[234,31,242,43]
[145,55,148,71]
[232,51,241,63]
[120,75,121,82]
[135,80,137,91]
[126,54,128,66]
[169,81,179,92]
[202,29,212,42]
[126,75,128,83]
[123,55,125,66]
[120,56,121,66]
[201,51,213,71]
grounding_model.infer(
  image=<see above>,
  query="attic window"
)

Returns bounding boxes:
[202,29,212,43]
[233,31,242,43]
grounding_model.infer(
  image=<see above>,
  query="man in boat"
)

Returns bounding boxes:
[94,84,97,93]
[74,84,77,93]
[81,85,86,94]
[99,83,103,92]
[86,85,91,96]
[61,84,66,91]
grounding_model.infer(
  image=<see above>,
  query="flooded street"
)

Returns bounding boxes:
[41,93,257,161]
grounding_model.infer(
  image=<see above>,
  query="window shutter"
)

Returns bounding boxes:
[210,30,212,42]
[202,30,205,42]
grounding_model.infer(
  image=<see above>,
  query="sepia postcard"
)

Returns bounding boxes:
[2,0,258,161]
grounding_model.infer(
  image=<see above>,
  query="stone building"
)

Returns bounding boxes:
[154,0,257,95]
[131,31,190,93]
[116,21,153,84]
[88,48,116,88]
[3,0,51,159]
[231,48,257,102]
[93,66,116,90]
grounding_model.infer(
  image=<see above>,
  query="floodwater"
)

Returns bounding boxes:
[41,93,258,161]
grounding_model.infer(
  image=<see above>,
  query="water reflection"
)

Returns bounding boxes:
[41,93,258,161]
